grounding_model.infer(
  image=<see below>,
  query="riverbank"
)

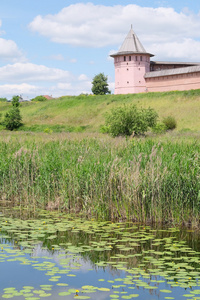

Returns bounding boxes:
[1,89,200,133]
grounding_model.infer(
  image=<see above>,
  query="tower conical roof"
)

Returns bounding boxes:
[111,26,154,57]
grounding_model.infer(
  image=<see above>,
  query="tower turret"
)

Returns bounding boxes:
[110,26,154,94]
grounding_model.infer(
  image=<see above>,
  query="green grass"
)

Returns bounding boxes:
[0,90,200,225]
[1,90,200,133]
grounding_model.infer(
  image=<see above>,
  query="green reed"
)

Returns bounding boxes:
[0,136,199,225]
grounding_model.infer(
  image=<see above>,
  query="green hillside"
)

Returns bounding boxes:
[1,89,200,133]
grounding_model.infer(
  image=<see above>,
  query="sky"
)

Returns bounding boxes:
[0,0,200,99]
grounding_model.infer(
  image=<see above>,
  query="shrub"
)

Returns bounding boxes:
[44,127,53,134]
[99,125,110,134]
[105,104,158,137]
[31,95,47,102]
[163,116,177,130]
[4,108,22,130]
[3,96,23,130]
[152,122,167,134]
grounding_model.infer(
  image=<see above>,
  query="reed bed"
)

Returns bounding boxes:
[0,136,199,225]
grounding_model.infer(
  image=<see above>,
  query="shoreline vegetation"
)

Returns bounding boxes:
[0,134,199,226]
[0,90,200,226]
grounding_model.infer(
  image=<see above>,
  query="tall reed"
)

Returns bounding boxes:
[0,136,199,225]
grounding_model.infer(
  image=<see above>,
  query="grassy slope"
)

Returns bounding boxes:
[1,89,200,132]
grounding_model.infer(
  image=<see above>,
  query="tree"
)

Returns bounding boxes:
[91,73,111,95]
[105,104,158,137]
[3,95,23,130]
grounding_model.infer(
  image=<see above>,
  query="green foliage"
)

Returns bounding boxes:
[3,108,22,130]
[43,127,53,134]
[91,73,111,95]
[31,95,47,102]
[99,125,110,134]
[19,124,88,133]
[0,138,199,223]
[0,97,7,102]
[3,96,23,130]
[12,95,20,107]
[105,105,158,137]
[152,122,167,134]
[163,116,177,130]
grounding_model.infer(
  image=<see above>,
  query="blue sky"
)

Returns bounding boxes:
[0,0,200,98]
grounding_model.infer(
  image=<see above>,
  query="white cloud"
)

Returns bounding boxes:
[0,63,71,82]
[69,58,77,63]
[150,38,200,61]
[78,74,89,81]
[0,38,26,63]
[108,81,115,94]
[49,54,64,61]
[0,21,26,63]
[0,83,37,99]
[108,50,118,61]
[0,63,92,98]
[50,82,92,97]
[29,4,200,51]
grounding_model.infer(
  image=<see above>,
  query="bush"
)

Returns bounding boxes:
[3,96,23,130]
[105,104,158,137]
[152,122,167,134]
[99,125,110,134]
[163,116,177,130]
[31,95,47,102]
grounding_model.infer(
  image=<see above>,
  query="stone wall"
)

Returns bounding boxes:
[145,71,200,92]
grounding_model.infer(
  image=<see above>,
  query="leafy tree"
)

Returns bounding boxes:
[11,95,20,107]
[3,95,23,131]
[91,73,111,95]
[105,104,158,137]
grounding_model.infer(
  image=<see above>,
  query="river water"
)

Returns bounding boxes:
[0,209,199,300]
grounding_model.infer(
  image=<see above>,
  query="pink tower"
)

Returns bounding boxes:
[110,26,154,94]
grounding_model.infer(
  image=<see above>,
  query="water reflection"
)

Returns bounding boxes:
[0,208,200,299]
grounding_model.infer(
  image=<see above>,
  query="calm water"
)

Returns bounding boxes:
[0,209,200,300]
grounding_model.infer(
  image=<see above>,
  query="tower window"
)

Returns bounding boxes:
[129,56,131,61]
[124,56,126,62]
[140,56,143,61]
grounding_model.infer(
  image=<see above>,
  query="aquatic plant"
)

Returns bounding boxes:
[0,137,199,225]
[1,211,200,299]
